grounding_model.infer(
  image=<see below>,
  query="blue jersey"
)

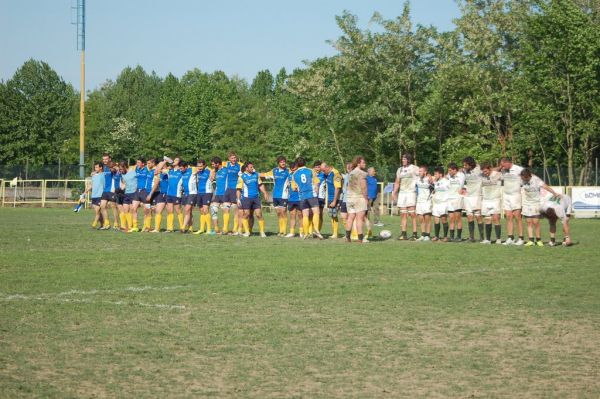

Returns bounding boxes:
[237,172,262,199]
[325,168,343,202]
[144,168,155,192]
[91,173,105,198]
[102,165,113,193]
[158,172,169,194]
[167,169,183,197]
[367,175,378,200]
[121,170,138,194]
[292,167,318,201]
[288,173,299,202]
[264,167,290,199]
[112,171,121,192]
[135,166,150,191]
[197,168,213,194]
[225,161,242,190]
[214,167,227,196]
[181,167,197,195]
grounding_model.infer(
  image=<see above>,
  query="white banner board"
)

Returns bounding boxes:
[571,186,600,218]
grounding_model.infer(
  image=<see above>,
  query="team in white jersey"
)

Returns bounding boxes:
[391,154,420,240]
[461,157,484,242]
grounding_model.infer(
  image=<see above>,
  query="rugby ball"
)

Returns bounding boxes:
[379,230,392,239]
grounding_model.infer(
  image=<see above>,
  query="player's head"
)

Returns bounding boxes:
[481,161,492,176]
[351,156,366,170]
[146,158,156,168]
[295,157,306,168]
[196,159,206,171]
[109,161,118,172]
[313,160,322,172]
[345,162,353,173]
[520,168,532,183]
[173,156,181,167]
[228,151,237,163]
[463,156,476,171]
[434,166,445,179]
[500,156,513,170]
[542,207,558,224]
[402,154,413,166]
[289,162,298,172]
[136,157,145,168]
[102,153,111,165]
[276,156,287,168]
[419,165,428,177]
[211,156,222,170]
[320,162,331,173]
[179,161,188,171]
[243,161,254,174]
[118,161,128,174]
[368,167,376,176]
[448,162,458,176]
[93,162,103,173]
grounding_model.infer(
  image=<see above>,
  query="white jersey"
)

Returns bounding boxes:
[481,171,502,201]
[447,172,465,200]
[416,176,433,203]
[521,175,544,206]
[502,164,524,195]
[433,178,451,203]
[540,195,571,222]
[463,166,483,198]
[396,164,419,194]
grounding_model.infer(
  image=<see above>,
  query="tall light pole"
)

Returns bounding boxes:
[72,0,86,178]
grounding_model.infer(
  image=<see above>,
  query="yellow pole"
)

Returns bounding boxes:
[79,50,85,178]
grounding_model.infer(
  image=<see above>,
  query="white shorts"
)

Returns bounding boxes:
[432,202,448,217]
[522,203,541,218]
[503,193,522,211]
[481,199,501,217]
[447,197,463,212]
[416,201,432,215]
[397,192,416,208]
[463,196,481,215]
[346,197,368,214]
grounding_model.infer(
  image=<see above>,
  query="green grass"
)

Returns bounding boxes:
[1,208,599,398]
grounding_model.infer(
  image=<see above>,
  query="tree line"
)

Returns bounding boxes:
[0,0,598,184]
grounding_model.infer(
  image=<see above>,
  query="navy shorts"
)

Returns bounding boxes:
[91,197,101,206]
[114,189,124,205]
[123,193,136,205]
[211,194,225,204]
[287,201,300,211]
[273,198,288,208]
[152,192,165,205]
[318,198,326,208]
[241,197,261,210]
[101,192,115,202]
[196,193,213,207]
[133,189,148,203]
[340,201,348,213]
[166,195,181,205]
[223,188,238,203]
[182,194,197,206]
[300,197,320,210]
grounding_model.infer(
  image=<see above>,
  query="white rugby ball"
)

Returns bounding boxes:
[379,230,392,239]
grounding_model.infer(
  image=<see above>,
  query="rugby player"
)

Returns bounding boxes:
[236,161,269,237]
[211,157,227,234]
[500,157,525,245]
[431,166,450,242]
[366,167,382,228]
[222,152,243,235]
[261,156,290,236]
[520,169,559,246]
[480,162,503,244]
[128,157,150,233]
[292,157,324,239]
[415,165,433,241]
[285,162,302,238]
[314,160,327,232]
[193,159,215,235]
[392,154,419,240]
[344,156,369,243]
[461,157,484,242]
[447,163,465,242]
[82,162,108,229]
[339,162,353,238]
[148,161,169,232]
[323,162,343,239]
[540,194,572,246]
[119,161,138,232]
[100,153,118,229]
[179,161,198,233]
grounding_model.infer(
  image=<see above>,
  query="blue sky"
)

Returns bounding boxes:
[0,0,460,90]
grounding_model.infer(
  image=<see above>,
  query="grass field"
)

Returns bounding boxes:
[1,208,599,398]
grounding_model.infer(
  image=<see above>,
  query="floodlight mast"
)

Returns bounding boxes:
[72,0,86,178]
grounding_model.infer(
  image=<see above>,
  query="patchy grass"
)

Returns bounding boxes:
[0,208,599,398]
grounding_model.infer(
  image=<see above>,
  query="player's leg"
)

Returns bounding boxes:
[399,207,408,240]
[562,219,572,246]
[287,207,297,237]
[165,201,175,232]
[130,199,141,232]
[514,209,524,244]
[153,201,165,232]
[222,202,232,234]
[310,205,323,239]
[355,210,367,242]
[423,213,432,240]
[441,214,449,241]
[534,217,542,245]
[408,206,417,240]
[91,202,102,228]
[174,203,184,231]
[255,204,266,237]
[504,210,515,244]
[345,211,356,242]
[525,216,534,245]
[492,213,502,243]
[448,210,456,240]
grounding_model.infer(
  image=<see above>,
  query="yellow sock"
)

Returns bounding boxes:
[204,215,211,233]
[223,212,230,232]
[126,213,133,230]
[312,214,320,233]
[308,223,313,234]
[290,227,295,235]
[167,214,174,231]
[259,219,265,233]
[242,219,250,234]
[119,213,126,228]
[233,217,239,233]
[332,219,339,237]
[351,227,358,240]
[302,216,310,235]
[198,214,205,232]
[155,214,162,230]
[132,212,138,229]
[92,220,98,228]
[177,213,184,230]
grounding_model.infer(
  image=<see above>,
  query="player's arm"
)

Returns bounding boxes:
[392,174,400,202]
[146,175,160,202]
[235,177,243,206]
[540,181,559,197]
[330,172,342,207]
[258,177,270,202]
[360,174,368,201]
[259,170,273,179]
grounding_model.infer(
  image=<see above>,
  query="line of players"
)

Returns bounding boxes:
[83,152,572,246]
[390,155,572,246]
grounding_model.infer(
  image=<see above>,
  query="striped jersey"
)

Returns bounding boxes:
[325,168,343,202]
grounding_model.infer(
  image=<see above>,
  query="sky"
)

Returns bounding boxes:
[0,0,460,91]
